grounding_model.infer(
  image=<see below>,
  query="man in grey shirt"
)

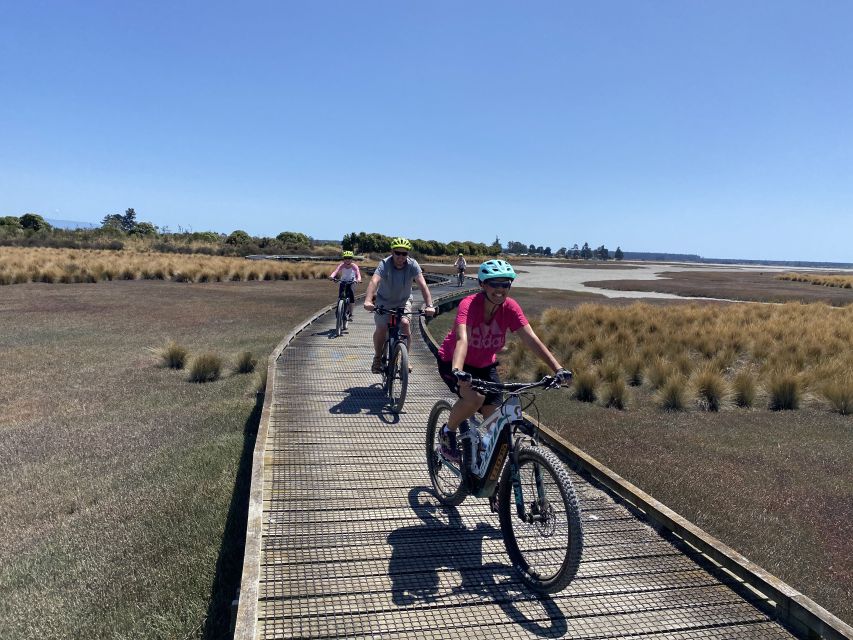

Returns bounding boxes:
[363,237,435,373]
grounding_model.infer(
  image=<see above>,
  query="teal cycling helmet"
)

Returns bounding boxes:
[478,259,516,282]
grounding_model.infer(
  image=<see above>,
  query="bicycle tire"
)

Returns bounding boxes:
[388,343,408,412]
[498,445,582,593]
[425,400,467,506]
[335,299,345,337]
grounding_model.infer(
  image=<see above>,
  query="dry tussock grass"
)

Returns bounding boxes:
[505,301,853,415]
[0,247,330,284]
[777,272,853,289]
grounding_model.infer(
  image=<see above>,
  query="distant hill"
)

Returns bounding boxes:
[46,218,97,230]
[622,251,853,269]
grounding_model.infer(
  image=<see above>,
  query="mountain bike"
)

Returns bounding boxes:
[373,306,425,413]
[426,375,583,593]
[457,268,465,287]
[331,278,355,337]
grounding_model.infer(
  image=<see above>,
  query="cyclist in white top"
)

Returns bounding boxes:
[329,250,362,320]
[453,253,467,286]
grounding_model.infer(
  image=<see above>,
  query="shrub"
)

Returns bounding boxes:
[821,374,853,415]
[732,371,756,408]
[623,356,643,386]
[599,360,621,384]
[573,369,598,403]
[188,353,222,383]
[647,358,673,390]
[235,351,257,374]
[161,341,188,369]
[602,379,628,410]
[768,370,801,411]
[694,368,727,411]
[657,376,688,411]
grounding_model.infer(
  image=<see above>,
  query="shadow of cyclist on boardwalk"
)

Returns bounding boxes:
[327,385,404,424]
[387,486,568,638]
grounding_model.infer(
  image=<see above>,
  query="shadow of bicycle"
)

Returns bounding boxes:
[387,486,568,638]
[310,327,344,339]
[327,384,402,424]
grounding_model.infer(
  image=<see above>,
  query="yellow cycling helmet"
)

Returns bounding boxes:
[342,250,354,258]
[390,237,412,251]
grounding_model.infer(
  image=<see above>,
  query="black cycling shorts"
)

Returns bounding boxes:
[437,357,502,407]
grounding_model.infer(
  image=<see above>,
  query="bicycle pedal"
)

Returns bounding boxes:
[489,494,499,513]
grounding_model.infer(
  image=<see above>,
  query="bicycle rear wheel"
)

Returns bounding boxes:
[335,299,345,337]
[498,445,582,593]
[388,343,408,412]
[425,400,467,505]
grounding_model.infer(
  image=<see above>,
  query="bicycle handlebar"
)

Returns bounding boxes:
[330,277,357,283]
[372,306,429,316]
[469,375,566,393]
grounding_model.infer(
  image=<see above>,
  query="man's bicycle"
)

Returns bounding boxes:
[426,375,583,593]
[373,306,425,413]
[331,278,355,337]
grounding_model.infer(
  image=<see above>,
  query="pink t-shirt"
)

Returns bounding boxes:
[437,293,528,367]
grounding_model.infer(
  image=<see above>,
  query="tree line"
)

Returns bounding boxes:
[2,211,623,260]
[505,240,623,260]
[341,232,502,257]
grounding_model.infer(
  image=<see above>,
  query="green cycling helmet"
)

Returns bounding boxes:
[390,237,412,251]
[342,250,354,258]
[478,259,516,282]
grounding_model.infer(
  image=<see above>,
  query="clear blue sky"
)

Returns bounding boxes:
[2,1,851,262]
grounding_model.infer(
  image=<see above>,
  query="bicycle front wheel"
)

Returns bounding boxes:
[498,445,582,593]
[388,343,408,412]
[335,300,345,337]
[425,400,466,506]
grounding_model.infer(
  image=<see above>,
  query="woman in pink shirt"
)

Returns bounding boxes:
[435,259,571,462]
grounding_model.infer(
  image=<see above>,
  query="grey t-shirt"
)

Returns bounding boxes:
[374,255,423,309]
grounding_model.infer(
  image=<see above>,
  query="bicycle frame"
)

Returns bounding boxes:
[374,306,422,366]
[333,278,355,301]
[449,379,555,517]
[378,308,406,377]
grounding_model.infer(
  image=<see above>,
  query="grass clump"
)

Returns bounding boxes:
[647,357,673,390]
[694,367,727,411]
[624,356,643,386]
[161,341,188,369]
[820,374,853,415]
[657,376,688,411]
[235,351,257,374]
[768,370,801,411]
[188,353,223,383]
[572,369,598,403]
[602,378,628,410]
[732,371,757,408]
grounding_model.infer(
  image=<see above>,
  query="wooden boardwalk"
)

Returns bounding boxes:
[235,279,825,639]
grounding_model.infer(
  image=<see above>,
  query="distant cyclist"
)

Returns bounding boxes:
[453,253,467,286]
[329,250,361,320]
[364,237,436,373]
[434,259,571,462]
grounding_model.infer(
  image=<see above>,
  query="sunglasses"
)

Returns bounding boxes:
[393,251,409,257]
[484,280,512,289]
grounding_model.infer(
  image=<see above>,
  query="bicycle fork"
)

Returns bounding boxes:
[510,448,551,524]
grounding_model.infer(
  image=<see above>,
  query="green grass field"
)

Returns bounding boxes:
[0,279,333,639]
[2,273,851,637]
